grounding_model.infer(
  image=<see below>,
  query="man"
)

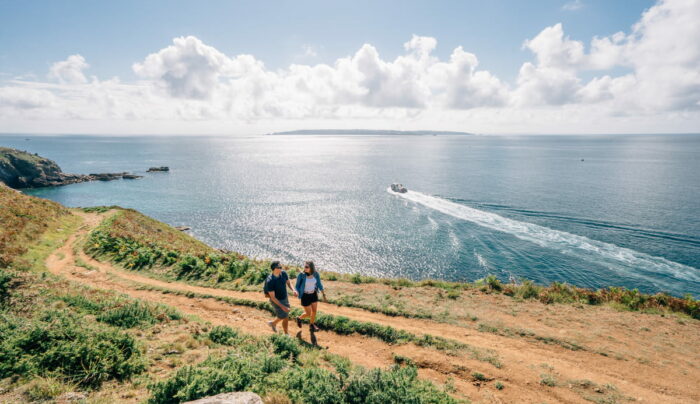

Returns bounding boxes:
[263,260,298,334]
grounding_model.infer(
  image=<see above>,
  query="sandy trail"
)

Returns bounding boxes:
[45,211,700,403]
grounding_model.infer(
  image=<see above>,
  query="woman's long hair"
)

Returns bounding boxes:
[304,261,315,275]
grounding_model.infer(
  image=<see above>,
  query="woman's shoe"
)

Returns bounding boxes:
[311,324,320,332]
[296,317,302,328]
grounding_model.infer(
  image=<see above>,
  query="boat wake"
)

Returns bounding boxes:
[388,188,700,286]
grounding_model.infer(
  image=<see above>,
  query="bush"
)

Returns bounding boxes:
[283,367,343,404]
[485,275,502,292]
[270,334,302,360]
[0,310,146,388]
[97,301,159,328]
[148,352,286,404]
[516,280,540,299]
[208,325,240,346]
[0,268,16,305]
[344,366,458,404]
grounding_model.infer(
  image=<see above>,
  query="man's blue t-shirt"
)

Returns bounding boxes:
[264,271,289,300]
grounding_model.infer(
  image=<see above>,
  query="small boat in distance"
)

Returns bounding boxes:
[390,183,408,193]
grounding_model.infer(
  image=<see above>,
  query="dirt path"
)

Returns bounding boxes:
[46,211,700,404]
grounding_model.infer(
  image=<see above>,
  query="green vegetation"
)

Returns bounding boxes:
[58,288,182,329]
[207,325,240,346]
[132,282,503,368]
[540,373,557,387]
[85,209,278,285]
[477,322,586,353]
[84,207,699,321]
[148,333,460,404]
[0,269,147,389]
[471,372,487,382]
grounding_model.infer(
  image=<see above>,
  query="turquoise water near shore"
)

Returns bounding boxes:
[3,133,699,297]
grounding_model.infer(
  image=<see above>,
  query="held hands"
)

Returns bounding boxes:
[293,290,299,297]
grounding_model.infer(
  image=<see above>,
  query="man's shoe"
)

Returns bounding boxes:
[267,321,277,333]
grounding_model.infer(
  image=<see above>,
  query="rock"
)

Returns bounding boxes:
[122,174,143,179]
[183,392,264,404]
[0,147,140,189]
[147,166,170,172]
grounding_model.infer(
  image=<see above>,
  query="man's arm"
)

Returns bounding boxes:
[286,278,298,296]
[268,292,289,312]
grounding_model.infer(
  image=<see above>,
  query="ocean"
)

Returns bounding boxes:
[3,133,699,297]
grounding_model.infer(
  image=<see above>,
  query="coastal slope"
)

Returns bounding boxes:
[1,184,699,403]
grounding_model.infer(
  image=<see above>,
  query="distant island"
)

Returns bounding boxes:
[269,129,474,136]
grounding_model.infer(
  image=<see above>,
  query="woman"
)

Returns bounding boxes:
[295,261,326,331]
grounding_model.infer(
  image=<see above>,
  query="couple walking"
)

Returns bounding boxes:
[264,260,326,335]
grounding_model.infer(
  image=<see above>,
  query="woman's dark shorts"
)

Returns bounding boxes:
[301,291,319,307]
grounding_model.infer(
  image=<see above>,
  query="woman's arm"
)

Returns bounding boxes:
[316,272,327,302]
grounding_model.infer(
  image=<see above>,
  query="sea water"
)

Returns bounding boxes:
[3,133,699,297]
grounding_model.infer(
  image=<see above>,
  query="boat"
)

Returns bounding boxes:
[390,183,408,193]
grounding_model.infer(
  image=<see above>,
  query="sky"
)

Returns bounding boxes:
[0,0,698,135]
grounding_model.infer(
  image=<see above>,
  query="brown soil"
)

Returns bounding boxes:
[45,211,700,404]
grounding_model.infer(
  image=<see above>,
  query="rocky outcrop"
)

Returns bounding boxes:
[183,392,263,404]
[147,166,169,172]
[0,147,141,189]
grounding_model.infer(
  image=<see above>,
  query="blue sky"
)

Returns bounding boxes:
[0,0,697,135]
[0,0,654,82]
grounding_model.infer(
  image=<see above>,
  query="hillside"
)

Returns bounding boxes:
[1,184,699,403]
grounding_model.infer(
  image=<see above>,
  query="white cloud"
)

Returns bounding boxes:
[301,44,318,58]
[48,54,89,84]
[562,1,584,11]
[0,87,55,109]
[1,0,699,134]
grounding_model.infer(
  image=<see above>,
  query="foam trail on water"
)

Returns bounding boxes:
[389,189,700,285]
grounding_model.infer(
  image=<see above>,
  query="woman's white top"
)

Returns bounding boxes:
[304,276,317,293]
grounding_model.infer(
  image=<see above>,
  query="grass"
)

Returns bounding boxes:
[0,183,80,271]
[148,342,461,404]
[540,373,557,387]
[130,282,503,367]
[0,271,147,389]
[477,322,587,353]
[57,287,183,329]
[84,206,700,321]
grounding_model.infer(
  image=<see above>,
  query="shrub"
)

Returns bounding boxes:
[344,365,458,404]
[446,289,461,300]
[148,352,285,404]
[0,268,17,305]
[208,325,239,346]
[283,367,343,404]
[483,275,502,292]
[472,372,486,381]
[0,309,146,388]
[516,280,540,299]
[97,301,159,328]
[270,334,302,360]
[540,374,557,387]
